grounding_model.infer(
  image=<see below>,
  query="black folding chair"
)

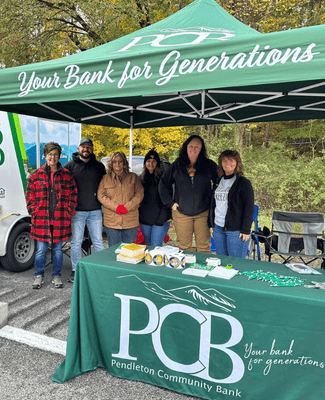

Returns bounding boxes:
[261,211,325,267]
[81,225,92,256]
[46,226,92,267]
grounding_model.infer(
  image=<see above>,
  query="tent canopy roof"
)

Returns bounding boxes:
[1,0,325,128]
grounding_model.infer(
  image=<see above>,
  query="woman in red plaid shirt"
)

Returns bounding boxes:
[25,142,77,289]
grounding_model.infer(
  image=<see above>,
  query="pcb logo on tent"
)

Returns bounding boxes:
[0,187,5,198]
[116,26,235,53]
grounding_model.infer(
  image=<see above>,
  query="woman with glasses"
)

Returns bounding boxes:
[25,142,77,289]
[98,151,144,246]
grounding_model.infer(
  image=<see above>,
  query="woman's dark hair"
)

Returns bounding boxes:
[218,150,243,176]
[141,150,161,183]
[178,135,208,168]
[106,152,130,174]
[141,166,161,184]
[43,142,62,157]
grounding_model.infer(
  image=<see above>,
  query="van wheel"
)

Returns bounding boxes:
[0,222,36,272]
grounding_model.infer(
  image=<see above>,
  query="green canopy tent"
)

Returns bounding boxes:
[1,0,325,156]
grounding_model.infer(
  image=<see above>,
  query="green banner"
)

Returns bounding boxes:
[52,247,325,399]
[1,0,325,127]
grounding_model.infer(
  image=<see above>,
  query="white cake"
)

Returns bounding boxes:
[120,243,146,258]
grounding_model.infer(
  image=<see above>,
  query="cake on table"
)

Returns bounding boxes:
[116,243,146,264]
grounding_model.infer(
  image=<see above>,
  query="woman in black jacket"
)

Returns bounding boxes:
[159,135,218,252]
[209,149,254,258]
[139,150,171,247]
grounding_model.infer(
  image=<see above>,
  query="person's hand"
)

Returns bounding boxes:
[239,233,250,242]
[209,227,213,237]
[172,203,179,211]
[116,205,128,215]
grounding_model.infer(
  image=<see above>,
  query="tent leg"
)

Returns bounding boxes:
[129,110,134,171]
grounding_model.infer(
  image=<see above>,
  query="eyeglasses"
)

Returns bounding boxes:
[47,153,59,158]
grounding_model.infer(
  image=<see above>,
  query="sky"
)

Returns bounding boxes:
[18,114,81,147]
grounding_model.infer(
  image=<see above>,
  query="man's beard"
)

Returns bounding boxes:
[79,151,91,159]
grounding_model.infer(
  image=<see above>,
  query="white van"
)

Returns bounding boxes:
[0,112,81,272]
[0,112,36,272]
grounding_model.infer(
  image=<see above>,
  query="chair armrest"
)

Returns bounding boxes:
[253,231,273,239]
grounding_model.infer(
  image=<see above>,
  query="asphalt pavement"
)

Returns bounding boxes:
[0,337,195,400]
[0,247,196,400]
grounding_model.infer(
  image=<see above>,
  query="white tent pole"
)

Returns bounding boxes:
[36,118,40,168]
[129,110,134,172]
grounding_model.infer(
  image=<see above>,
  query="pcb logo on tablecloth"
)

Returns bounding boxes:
[112,274,244,384]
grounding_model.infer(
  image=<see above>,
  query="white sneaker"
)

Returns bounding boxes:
[32,275,43,289]
[52,276,63,288]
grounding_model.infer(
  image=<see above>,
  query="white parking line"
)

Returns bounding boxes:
[0,325,66,356]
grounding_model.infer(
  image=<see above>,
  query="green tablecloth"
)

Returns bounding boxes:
[52,247,325,400]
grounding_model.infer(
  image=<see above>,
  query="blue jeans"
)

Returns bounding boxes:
[213,224,250,258]
[71,210,104,271]
[105,227,138,247]
[34,240,63,277]
[140,222,170,247]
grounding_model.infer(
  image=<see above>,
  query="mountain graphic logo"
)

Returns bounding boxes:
[118,274,236,313]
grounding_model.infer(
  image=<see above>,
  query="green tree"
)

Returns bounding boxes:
[3,0,325,67]
[218,0,325,33]
[243,142,325,213]
[82,124,188,160]
[0,0,191,67]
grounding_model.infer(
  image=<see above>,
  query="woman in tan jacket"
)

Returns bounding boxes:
[98,152,144,247]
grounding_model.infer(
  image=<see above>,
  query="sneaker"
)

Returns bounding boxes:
[52,276,64,288]
[32,275,43,289]
[67,271,75,283]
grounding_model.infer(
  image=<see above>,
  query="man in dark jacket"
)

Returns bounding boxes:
[65,138,106,282]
